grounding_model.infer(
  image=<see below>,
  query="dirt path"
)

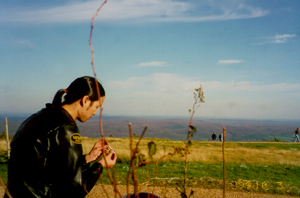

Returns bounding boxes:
[1,185,297,197]
[85,185,298,198]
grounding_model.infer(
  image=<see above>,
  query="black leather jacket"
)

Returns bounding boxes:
[5,104,103,198]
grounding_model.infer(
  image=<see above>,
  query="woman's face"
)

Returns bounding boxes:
[78,96,105,122]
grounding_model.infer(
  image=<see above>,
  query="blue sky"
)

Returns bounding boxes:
[0,0,300,120]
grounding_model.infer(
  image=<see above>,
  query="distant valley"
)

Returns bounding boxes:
[1,115,298,142]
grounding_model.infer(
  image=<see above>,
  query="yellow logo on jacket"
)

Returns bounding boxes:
[70,133,82,144]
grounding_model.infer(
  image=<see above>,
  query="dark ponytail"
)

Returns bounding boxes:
[52,89,67,106]
[52,76,105,106]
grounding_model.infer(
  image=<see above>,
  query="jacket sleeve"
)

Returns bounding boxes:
[53,124,103,197]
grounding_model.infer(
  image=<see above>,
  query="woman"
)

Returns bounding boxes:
[5,76,117,198]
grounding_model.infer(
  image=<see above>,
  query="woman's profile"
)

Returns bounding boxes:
[5,76,117,198]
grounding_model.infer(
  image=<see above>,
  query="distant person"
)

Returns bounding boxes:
[294,128,300,142]
[212,132,217,142]
[208,138,211,142]
[5,76,117,198]
[219,133,223,141]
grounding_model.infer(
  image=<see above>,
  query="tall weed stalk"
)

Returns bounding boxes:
[178,85,205,198]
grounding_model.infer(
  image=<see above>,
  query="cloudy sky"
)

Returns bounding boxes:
[0,0,299,120]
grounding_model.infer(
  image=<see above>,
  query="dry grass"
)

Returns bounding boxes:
[81,138,300,166]
[1,138,298,166]
[0,143,7,151]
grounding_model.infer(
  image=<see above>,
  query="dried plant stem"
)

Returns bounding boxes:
[223,127,226,198]
[135,125,148,196]
[112,168,118,198]
[100,109,122,197]
[183,153,188,193]
[183,87,204,195]
[152,161,159,196]
[89,0,108,161]
[146,164,150,197]
[184,99,198,193]
[126,123,135,197]
[126,124,149,197]
[88,0,108,142]
[187,98,200,141]
[126,123,132,197]
[134,126,148,152]
[89,0,107,76]
[99,109,111,175]
[88,1,123,197]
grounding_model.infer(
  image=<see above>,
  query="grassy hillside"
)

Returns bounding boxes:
[0,138,299,196]
[86,138,300,196]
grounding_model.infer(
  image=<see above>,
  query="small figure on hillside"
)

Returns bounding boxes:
[219,133,223,141]
[208,138,211,142]
[212,132,217,142]
[294,128,299,142]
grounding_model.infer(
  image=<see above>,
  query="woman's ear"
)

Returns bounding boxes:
[80,95,91,107]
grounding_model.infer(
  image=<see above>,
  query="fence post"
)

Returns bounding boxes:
[5,118,11,159]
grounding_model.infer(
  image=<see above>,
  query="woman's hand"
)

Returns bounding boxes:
[85,139,109,164]
[99,149,117,168]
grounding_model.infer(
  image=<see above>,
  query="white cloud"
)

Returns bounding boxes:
[105,73,201,116]
[273,34,297,43]
[218,60,245,64]
[137,61,168,67]
[104,73,300,119]
[0,0,269,24]
[108,73,300,94]
[254,34,297,45]
[203,81,300,92]
[108,73,197,93]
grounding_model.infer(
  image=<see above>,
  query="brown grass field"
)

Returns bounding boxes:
[81,138,300,166]
[1,137,299,166]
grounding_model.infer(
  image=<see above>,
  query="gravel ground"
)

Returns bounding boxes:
[1,185,297,198]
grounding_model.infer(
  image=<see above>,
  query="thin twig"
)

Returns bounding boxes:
[100,108,121,197]
[126,123,133,198]
[127,124,149,197]
[152,161,159,196]
[184,86,205,196]
[223,127,226,198]
[134,126,148,153]
[146,164,150,198]
[184,98,198,193]
[112,168,118,198]
[131,129,139,196]
[88,0,123,197]
[89,0,107,76]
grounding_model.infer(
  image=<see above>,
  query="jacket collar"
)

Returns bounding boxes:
[45,103,76,123]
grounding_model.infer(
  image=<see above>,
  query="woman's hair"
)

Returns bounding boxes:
[52,76,105,106]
